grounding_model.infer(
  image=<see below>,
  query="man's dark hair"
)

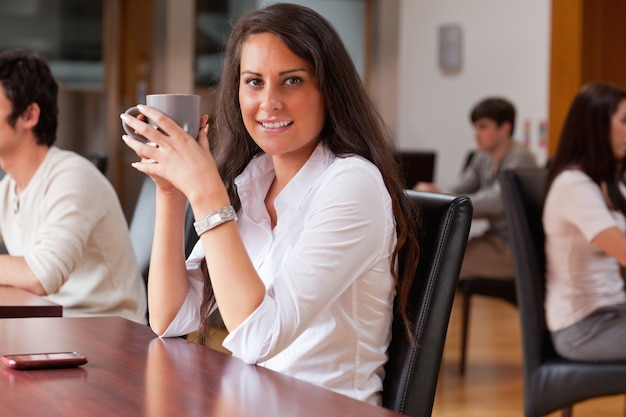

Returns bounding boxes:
[0,49,58,146]
[470,97,516,138]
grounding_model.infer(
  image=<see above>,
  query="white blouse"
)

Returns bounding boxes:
[158,143,397,405]
[543,169,626,331]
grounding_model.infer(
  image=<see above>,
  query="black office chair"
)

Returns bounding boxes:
[383,190,473,417]
[500,168,626,417]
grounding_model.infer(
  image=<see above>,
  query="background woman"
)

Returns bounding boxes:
[544,82,626,361]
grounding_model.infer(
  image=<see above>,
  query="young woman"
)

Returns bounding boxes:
[121,3,419,404]
[544,82,626,361]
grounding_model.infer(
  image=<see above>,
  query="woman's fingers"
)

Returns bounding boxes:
[120,112,160,144]
[120,107,218,200]
[136,104,197,143]
[197,114,211,151]
[121,134,158,159]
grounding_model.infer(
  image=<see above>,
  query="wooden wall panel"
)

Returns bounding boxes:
[115,0,154,212]
[581,0,626,86]
[548,0,583,157]
[549,0,626,157]
[119,0,154,108]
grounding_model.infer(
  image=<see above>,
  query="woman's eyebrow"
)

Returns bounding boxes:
[240,68,307,77]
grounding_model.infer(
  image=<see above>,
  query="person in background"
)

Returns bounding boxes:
[0,49,146,324]
[414,97,537,279]
[544,82,626,361]
[121,3,419,405]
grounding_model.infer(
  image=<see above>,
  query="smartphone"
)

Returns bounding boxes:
[1,352,88,370]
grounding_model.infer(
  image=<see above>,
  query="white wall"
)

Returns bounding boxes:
[395,0,551,189]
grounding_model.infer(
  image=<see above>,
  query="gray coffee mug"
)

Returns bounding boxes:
[122,94,201,143]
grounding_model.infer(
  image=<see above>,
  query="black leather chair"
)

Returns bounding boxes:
[383,190,473,417]
[500,168,626,417]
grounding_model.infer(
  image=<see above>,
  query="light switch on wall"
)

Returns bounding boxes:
[438,24,462,73]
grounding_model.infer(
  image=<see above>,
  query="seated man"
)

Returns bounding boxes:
[415,97,538,279]
[0,49,146,323]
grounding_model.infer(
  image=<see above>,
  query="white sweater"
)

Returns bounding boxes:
[0,147,147,323]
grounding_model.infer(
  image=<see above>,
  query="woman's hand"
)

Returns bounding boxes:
[120,105,225,206]
[413,181,441,193]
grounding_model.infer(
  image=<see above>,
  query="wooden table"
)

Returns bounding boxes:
[0,286,62,318]
[0,317,404,417]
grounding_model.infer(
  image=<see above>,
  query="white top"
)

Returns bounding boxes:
[160,143,397,405]
[543,169,626,331]
[0,147,147,323]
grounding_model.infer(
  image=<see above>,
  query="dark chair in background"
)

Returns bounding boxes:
[85,152,108,175]
[129,177,157,283]
[455,149,517,375]
[395,150,437,189]
[383,190,473,417]
[501,168,626,417]
[457,275,516,374]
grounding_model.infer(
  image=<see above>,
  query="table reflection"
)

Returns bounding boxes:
[145,337,292,417]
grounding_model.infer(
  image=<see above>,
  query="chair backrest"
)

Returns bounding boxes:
[129,177,157,282]
[382,190,473,417]
[129,177,199,282]
[85,152,108,175]
[499,169,556,377]
[395,151,437,188]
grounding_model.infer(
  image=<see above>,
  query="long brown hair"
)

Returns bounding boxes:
[546,82,626,213]
[197,3,419,344]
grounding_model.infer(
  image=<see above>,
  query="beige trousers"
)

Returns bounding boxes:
[458,234,515,280]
